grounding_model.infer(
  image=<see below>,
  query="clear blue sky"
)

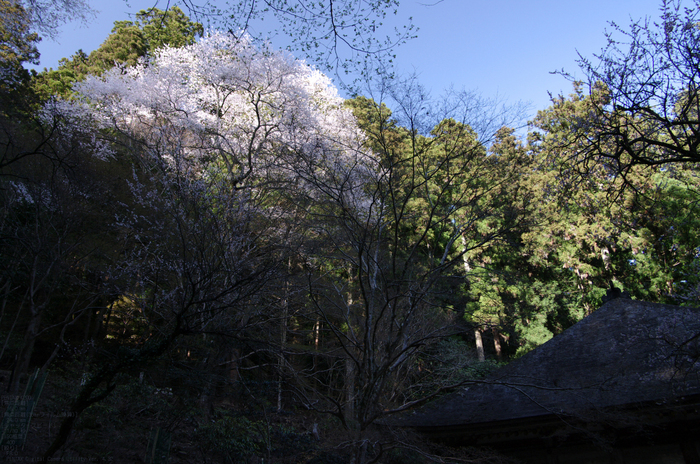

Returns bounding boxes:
[31,0,669,118]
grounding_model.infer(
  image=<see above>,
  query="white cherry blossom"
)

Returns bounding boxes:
[67,32,372,193]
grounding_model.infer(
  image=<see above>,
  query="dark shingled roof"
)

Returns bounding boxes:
[402,299,700,428]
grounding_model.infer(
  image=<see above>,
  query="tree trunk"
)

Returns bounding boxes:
[41,368,117,463]
[9,309,42,395]
[228,348,239,383]
[461,236,472,272]
[345,356,355,424]
[277,261,290,413]
[86,307,106,363]
[312,317,320,373]
[474,328,485,362]
[352,439,368,464]
[0,305,22,376]
[41,329,180,462]
[493,327,502,361]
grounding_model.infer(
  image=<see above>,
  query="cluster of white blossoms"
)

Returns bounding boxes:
[66,32,372,190]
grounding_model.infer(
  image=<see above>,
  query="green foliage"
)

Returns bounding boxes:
[430,338,500,381]
[530,86,700,307]
[0,0,40,68]
[403,338,500,402]
[620,169,700,303]
[345,96,406,157]
[463,83,700,358]
[86,24,146,73]
[32,6,202,100]
[194,408,315,463]
[0,0,40,107]
[131,6,203,52]
[306,93,529,434]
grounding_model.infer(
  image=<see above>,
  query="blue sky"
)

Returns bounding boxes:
[31,0,668,118]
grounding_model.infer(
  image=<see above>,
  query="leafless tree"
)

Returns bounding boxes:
[272,83,529,463]
[561,0,700,175]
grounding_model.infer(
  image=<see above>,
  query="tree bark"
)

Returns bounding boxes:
[493,327,502,361]
[9,309,42,395]
[41,329,180,462]
[474,328,485,362]
[345,356,355,424]
[312,317,320,373]
[41,371,117,463]
[277,261,290,413]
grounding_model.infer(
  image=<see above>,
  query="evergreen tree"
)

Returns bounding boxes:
[0,0,40,107]
[32,7,203,100]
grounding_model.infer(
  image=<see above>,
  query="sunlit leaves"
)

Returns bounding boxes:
[0,0,39,94]
[33,7,203,101]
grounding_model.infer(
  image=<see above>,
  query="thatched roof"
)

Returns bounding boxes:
[402,298,700,429]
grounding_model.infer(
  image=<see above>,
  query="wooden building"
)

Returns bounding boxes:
[401,299,700,463]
